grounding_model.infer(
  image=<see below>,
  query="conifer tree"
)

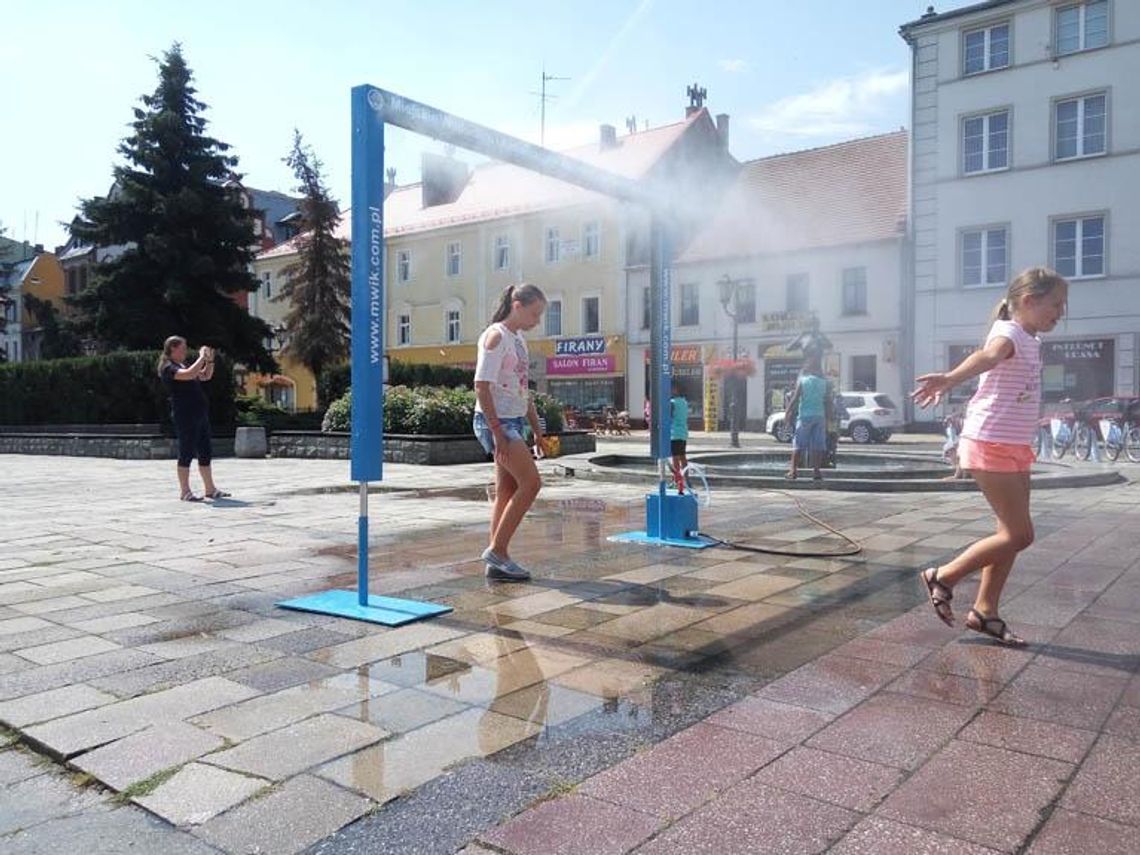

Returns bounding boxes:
[0,222,12,356]
[277,130,351,406]
[70,44,274,371]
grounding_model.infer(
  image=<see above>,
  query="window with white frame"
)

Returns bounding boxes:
[641,286,651,330]
[961,227,1008,288]
[679,283,699,326]
[446,242,461,276]
[545,299,562,336]
[397,249,411,283]
[582,296,600,334]
[841,267,867,315]
[1055,93,1106,160]
[964,22,1010,75]
[583,221,600,259]
[1055,1,1108,56]
[1053,215,1105,278]
[963,110,1009,174]
[494,235,510,271]
[545,227,560,263]
[446,308,461,343]
[397,313,411,345]
[786,273,809,313]
[737,281,756,324]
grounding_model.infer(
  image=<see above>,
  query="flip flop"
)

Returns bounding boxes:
[205,490,231,499]
[921,567,954,626]
[181,491,204,502]
[965,608,1026,647]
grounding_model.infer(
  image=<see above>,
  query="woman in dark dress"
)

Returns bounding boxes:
[158,336,229,501]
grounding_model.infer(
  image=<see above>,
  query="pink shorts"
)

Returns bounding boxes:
[958,436,1035,473]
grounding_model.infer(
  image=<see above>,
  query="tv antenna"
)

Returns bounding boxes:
[530,65,570,147]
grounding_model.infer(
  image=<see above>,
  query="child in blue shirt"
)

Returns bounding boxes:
[670,382,690,492]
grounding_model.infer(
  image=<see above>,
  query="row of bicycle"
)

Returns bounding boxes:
[1031,397,1140,462]
[943,397,1140,463]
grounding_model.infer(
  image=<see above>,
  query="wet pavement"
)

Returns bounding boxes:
[1,440,1138,854]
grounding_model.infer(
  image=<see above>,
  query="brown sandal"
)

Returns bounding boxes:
[921,567,954,627]
[965,609,1026,647]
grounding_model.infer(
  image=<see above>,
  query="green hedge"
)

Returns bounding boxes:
[0,351,236,430]
[235,395,323,433]
[321,386,564,435]
[318,361,475,407]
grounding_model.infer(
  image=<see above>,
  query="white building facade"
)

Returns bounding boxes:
[901,0,1140,421]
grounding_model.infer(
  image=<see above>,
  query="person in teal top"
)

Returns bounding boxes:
[670,382,690,492]
[785,354,833,481]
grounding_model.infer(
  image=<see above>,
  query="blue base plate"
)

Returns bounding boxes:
[276,589,453,626]
[608,531,717,550]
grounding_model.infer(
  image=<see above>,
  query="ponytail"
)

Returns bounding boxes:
[989,267,1068,326]
[490,282,547,324]
[491,285,515,323]
[990,297,1012,323]
[157,335,186,377]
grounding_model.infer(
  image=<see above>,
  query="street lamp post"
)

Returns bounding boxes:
[717,274,747,449]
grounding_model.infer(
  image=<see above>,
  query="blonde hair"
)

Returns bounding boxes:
[490,283,546,323]
[991,267,1068,323]
[157,335,186,376]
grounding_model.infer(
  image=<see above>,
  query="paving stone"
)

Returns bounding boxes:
[830,816,1000,854]
[879,739,1071,852]
[192,672,394,741]
[0,766,105,836]
[307,623,469,668]
[205,713,388,781]
[988,663,1127,729]
[958,710,1097,764]
[480,793,662,855]
[86,644,283,698]
[0,616,55,636]
[807,692,974,771]
[136,761,268,826]
[334,687,469,734]
[24,676,258,757]
[0,684,117,728]
[0,649,162,702]
[756,653,904,715]
[74,721,224,790]
[224,655,343,693]
[1027,808,1138,855]
[885,667,1004,708]
[750,746,905,812]
[579,721,784,818]
[636,778,858,854]
[193,774,372,854]
[69,612,161,634]
[15,635,122,666]
[0,745,48,787]
[1061,734,1140,826]
[705,695,835,745]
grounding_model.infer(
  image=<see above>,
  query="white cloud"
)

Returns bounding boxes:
[748,68,909,138]
[718,59,749,73]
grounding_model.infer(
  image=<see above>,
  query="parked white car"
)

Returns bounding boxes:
[767,391,903,444]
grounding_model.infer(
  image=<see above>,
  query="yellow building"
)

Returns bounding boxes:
[0,241,66,362]
[254,95,736,414]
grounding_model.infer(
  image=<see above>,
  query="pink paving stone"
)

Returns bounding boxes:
[749,746,904,812]
[806,692,974,771]
[878,739,1072,852]
[755,654,904,716]
[886,668,1004,709]
[579,722,784,819]
[1061,735,1140,826]
[830,816,1001,855]
[635,779,857,855]
[480,793,661,855]
[916,641,1033,685]
[1027,808,1139,855]
[865,606,960,648]
[1102,705,1140,741]
[958,710,1097,764]
[703,696,834,746]
[987,663,1127,729]
[1124,675,1140,707]
[831,637,932,668]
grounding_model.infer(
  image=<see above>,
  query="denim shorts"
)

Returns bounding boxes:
[473,412,527,456]
[793,415,826,453]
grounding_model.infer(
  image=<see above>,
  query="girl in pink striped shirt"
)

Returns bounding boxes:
[912,268,1068,646]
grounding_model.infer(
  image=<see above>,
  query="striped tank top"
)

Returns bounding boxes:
[961,320,1042,446]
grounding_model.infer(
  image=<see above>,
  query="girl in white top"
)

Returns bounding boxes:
[912,267,1068,646]
[473,284,546,581]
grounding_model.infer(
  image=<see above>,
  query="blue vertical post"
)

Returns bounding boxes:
[649,219,672,536]
[351,86,385,606]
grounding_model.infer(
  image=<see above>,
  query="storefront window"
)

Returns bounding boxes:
[548,378,623,413]
[1042,339,1114,403]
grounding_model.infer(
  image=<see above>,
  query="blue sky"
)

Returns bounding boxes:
[1,1,925,249]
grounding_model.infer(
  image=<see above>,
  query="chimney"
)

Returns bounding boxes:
[715,114,730,150]
[33,244,44,255]
[421,152,469,208]
[599,124,618,150]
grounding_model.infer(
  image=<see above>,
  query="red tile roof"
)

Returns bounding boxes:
[258,111,712,261]
[678,130,908,263]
